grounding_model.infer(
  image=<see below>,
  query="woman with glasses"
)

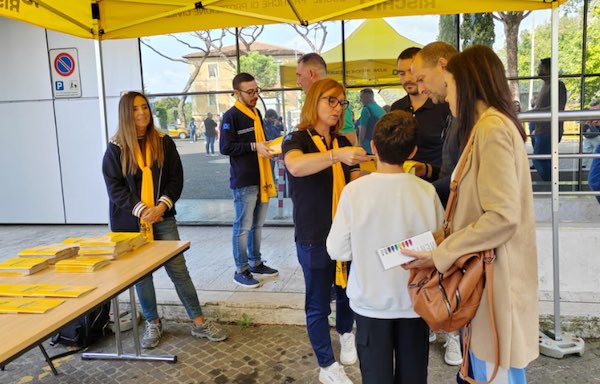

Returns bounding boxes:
[282,79,368,384]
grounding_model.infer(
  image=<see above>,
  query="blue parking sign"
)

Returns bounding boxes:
[56,81,64,91]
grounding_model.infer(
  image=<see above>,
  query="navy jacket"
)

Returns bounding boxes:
[219,106,263,189]
[102,135,183,232]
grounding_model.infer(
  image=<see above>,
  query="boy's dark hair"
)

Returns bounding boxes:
[373,110,417,165]
[232,72,255,89]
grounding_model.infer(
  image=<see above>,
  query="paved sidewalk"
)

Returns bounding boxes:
[2,322,598,384]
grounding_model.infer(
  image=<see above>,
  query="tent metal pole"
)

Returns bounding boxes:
[550,2,561,343]
[95,39,109,152]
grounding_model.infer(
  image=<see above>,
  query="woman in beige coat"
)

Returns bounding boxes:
[402,45,539,383]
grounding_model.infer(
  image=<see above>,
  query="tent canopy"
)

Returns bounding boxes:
[1,0,564,40]
[280,19,422,87]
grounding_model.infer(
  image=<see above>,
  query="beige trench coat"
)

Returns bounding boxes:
[432,107,539,369]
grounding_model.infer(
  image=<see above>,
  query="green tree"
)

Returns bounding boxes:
[461,13,495,48]
[240,51,279,89]
[437,15,458,47]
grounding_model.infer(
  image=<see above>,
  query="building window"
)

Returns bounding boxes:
[208,64,218,78]
[208,94,216,106]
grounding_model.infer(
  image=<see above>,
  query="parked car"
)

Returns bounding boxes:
[165,124,189,139]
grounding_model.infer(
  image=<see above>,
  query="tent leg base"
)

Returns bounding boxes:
[539,331,585,359]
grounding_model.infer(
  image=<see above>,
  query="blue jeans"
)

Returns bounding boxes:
[135,216,203,322]
[205,134,216,154]
[532,134,552,182]
[296,242,354,368]
[232,185,268,273]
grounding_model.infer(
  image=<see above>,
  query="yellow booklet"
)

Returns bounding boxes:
[0,257,48,275]
[0,298,65,314]
[18,243,79,264]
[0,284,96,298]
[267,136,284,155]
[55,257,111,273]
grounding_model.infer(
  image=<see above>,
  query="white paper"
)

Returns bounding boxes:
[377,231,437,270]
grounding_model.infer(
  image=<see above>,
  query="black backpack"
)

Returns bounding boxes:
[50,301,111,348]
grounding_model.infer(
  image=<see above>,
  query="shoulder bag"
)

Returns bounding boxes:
[407,128,499,383]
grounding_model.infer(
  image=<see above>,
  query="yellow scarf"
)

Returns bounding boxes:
[310,133,349,288]
[135,139,154,241]
[234,100,276,203]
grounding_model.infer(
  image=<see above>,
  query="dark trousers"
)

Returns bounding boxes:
[296,242,354,368]
[355,313,429,384]
[532,133,552,181]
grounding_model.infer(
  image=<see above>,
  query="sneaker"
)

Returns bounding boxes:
[339,332,357,365]
[429,329,437,343]
[191,320,228,342]
[141,321,162,349]
[233,270,260,288]
[249,262,279,276]
[319,362,353,384]
[444,332,463,366]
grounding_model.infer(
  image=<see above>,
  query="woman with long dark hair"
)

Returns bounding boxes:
[403,46,539,383]
[102,91,227,349]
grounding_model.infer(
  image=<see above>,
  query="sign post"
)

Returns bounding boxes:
[49,48,82,98]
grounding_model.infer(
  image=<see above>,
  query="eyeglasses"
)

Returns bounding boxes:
[321,96,350,110]
[237,87,261,96]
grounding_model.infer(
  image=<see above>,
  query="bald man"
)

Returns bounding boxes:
[296,53,358,146]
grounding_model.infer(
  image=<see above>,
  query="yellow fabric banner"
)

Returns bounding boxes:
[0,0,565,40]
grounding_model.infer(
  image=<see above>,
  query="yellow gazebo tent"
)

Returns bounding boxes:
[1,0,564,40]
[280,19,422,88]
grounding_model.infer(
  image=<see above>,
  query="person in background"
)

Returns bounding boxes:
[410,41,462,366]
[582,99,600,168]
[296,53,358,146]
[283,79,368,384]
[264,109,283,141]
[204,112,218,156]
[189,117,197,143]
[530,57,568,182]
[391,46,450,183]
[220,73,279,288]
[588,142,600,204]
[358,88,385,153]
[403,45,539,384]
[102,91,227,349]
[327,110,444,384]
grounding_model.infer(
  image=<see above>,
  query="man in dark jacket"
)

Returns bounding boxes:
[220,73,279,288]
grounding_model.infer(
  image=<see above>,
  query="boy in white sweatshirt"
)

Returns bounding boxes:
[326,110,444,384]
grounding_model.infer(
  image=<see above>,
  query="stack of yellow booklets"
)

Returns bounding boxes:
[18,243,79,264]
[0,284,96,298]
[55,257,110,273]
[77,232,146,259]
[0,257,48,276]
[0,298,65,314]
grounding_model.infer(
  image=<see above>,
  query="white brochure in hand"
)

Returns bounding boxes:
[376,231,437,270]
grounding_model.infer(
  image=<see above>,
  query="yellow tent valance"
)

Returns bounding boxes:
[1,0,565,40]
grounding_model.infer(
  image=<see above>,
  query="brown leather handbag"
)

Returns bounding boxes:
[407,129,499,383]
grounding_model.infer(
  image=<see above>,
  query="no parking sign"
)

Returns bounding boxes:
[49,48,82,98]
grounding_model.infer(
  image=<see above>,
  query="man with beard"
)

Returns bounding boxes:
[391,47,450,182]
[409,42,463,368]
[220,72,279,288]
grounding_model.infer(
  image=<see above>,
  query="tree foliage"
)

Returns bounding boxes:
[240,51,279,89]
[461,13,495,48]
[517,0,600,106]
[438,15,458,47]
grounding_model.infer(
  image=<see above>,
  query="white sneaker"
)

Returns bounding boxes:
[429,329,436,343]
[319,362,353,384]
[444,332,463,366]
[339,332,357,365]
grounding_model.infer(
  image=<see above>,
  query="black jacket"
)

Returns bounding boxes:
[102,135,183,232]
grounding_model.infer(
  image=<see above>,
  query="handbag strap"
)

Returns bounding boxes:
[460,256,499,384]
[442,129,476,236]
